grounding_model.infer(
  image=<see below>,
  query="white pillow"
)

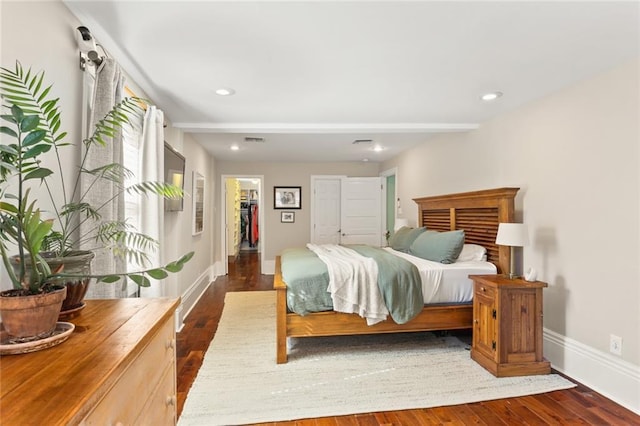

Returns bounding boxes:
[456,244,487,262]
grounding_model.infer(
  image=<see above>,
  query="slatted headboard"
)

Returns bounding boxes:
[413,187,519,274]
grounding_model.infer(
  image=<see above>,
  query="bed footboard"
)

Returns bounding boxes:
[274,256,288,364]
[273,256,472,364]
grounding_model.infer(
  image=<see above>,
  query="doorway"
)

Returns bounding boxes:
[221,175,264,275]
[380,167,398,243]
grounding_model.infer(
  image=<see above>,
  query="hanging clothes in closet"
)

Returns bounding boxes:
[250,203,259,246]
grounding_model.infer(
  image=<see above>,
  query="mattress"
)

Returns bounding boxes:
[281,246,497,316]
[382,247,497,304]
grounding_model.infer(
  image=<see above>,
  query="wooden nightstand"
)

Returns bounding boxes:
[469,274,550,377]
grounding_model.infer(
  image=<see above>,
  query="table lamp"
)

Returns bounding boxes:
[394,218,409,231]
[495,223,529,279]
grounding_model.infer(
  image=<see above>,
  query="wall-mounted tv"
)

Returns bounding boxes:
[164,142,186,211]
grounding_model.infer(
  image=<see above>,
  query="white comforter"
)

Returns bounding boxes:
[306,244,389,325]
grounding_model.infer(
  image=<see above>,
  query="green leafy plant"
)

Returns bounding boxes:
[0,62,193,294]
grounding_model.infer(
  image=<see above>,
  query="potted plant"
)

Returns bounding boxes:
[0,62,193,340]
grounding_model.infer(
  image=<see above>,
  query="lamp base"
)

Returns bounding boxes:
[507,246,518,280]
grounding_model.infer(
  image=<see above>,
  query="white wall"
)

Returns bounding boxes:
[383,59,640,412]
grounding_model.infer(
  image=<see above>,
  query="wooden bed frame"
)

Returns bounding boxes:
[274,187,519,363]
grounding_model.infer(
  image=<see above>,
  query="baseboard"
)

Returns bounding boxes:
[175,265,215,332]
[544,328,640,414]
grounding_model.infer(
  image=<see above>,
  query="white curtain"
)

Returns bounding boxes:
[139,106,165,298]
[81,58,127,299]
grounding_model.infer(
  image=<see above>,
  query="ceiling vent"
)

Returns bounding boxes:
[352,139,373,145]
[244,137,265,143]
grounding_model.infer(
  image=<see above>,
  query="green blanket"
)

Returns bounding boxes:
[280,245,423,324]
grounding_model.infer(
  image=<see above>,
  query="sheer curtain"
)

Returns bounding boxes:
[81,58,127,299]
[138,106,165,298]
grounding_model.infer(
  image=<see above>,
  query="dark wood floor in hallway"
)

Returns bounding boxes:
[176,252,639,425]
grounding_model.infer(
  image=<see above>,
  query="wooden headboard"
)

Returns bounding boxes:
[413,187,519,274]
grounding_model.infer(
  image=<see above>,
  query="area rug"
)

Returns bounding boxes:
[179,291,575,425]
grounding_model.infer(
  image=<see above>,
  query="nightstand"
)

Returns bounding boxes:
[469,274,550,377]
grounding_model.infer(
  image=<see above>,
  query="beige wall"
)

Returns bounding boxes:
[215,161,380,261]
[162,132,216,299]
[383,59,640,368]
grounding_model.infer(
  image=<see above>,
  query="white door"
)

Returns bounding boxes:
[340,177,382,246]
[311,177,342,244]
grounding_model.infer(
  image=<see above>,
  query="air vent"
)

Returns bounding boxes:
[352,139,373,145]
[244,137,265,143]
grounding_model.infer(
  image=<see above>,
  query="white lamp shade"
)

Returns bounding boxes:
[394,218,409,231]
[495,223,529,247]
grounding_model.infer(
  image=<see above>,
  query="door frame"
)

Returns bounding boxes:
[220,174,265,275]
[380,167,398,244]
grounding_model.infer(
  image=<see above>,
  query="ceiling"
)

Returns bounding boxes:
[64,1,639,163]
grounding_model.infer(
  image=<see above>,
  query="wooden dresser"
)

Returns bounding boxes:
[469,274,550,377]
[0,298,179,425]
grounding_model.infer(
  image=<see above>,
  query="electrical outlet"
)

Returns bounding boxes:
[610,334,623,356]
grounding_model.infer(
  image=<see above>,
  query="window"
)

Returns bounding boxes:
[123,119,143,296]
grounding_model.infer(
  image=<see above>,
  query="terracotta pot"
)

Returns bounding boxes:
[10,251,95,316]
[0,286,67,338]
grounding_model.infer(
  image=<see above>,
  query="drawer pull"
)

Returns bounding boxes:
[480,287,486,292]
[166,395,177,406]
[166,339,175,349]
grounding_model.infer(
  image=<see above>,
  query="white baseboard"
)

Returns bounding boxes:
[544,328,640,415]
[174,265,215,332]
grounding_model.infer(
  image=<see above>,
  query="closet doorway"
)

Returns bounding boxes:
[222,175,264,275]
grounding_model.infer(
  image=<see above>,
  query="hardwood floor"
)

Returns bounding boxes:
[176,252,640,425]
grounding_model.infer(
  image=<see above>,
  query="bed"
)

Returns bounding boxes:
[274,187,519,363]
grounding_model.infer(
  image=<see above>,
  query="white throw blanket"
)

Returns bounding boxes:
[306,244,388,325]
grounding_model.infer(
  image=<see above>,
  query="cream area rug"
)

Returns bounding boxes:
[179,291,575,425]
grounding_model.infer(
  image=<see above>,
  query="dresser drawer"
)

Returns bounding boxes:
[81,317,176,425]
[134,360,177,425]
[474,282,495,299]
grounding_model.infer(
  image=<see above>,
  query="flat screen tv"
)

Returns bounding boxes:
[164,142,186,211]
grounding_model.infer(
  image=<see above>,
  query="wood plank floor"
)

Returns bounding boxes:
[176,251,640,425]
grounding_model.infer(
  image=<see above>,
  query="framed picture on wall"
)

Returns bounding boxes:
[274,186,301,209]
[281,211,295,223]
[192,171,205,235]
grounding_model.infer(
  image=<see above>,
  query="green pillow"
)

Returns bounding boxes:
[409,230,465,264]
[389,226,426,253]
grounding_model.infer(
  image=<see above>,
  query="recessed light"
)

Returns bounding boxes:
[481,91,503,101]
[362,158,369,162]
[216,88,235,96]
[230,144,239,151]
[373,145,384,152]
